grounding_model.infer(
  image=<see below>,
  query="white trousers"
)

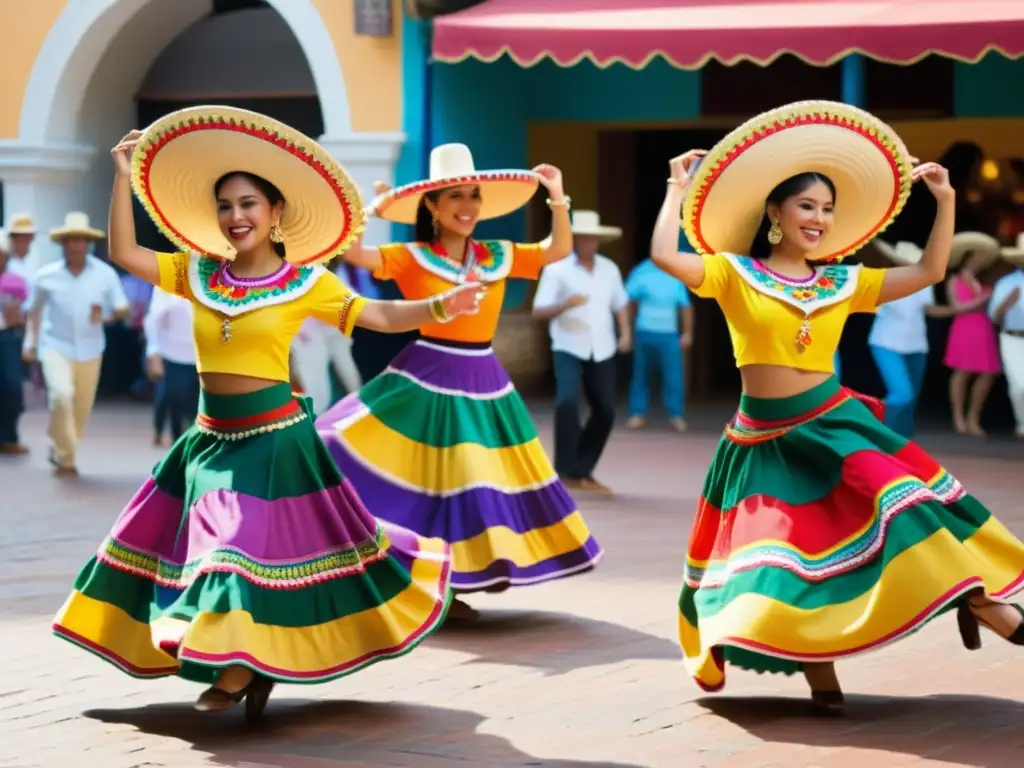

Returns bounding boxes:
[1000,333,1024,435]
[291,329,362,415]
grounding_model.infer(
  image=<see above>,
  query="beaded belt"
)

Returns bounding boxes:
[195,398,307,441]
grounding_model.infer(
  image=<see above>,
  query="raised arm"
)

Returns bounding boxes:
[878,163,955,305]
[109,130,160,286]
[651,151,710,289]
[532,164,572,266]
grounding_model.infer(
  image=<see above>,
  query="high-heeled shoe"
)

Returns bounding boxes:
[958,600,1024,648]
[194,674,275,720]
[810,689,845,714]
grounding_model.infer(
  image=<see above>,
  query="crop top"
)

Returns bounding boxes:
[374,239,545,343]
[155,251,367,382]
[692,253,886,373]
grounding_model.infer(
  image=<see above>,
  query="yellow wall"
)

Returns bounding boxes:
[527,123,600,211]
[0,0,66,138]
[0,0,401,139]
[889,118,1024,161]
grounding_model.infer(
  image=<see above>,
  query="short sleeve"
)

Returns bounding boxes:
[307,271,368,337]
[156,252,191,299]
[372,243,412,282]
[610,265,629,312]
[532,264,562,310]
[691,254,733,299]
[850,266,887,314]
[624,268,643,301]
[508,242,546,280]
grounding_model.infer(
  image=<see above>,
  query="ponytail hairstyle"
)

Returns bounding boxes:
[213,171,287,259]
[748,172,837,261]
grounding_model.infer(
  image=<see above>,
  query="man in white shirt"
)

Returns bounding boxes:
[23,212,130,476]
[990,241,1024,437]
[4,213,41,287]
[0,234,31,454]
[144,287,198,443]
[532,211,631,495]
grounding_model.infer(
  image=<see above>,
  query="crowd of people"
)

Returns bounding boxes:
[0,99,1022,722]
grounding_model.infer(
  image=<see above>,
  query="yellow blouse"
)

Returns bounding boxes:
[692,253,886,373]
[156,251,367,382]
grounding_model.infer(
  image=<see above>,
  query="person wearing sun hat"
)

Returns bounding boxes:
[316,142,604,623]
[989,233,1024,437]
[942,231,1004,436]
[51,107,490,719]
[649,100,1024,712]
[868,239,956,437]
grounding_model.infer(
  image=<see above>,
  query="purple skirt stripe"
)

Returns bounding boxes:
[111,477,387,567]
[385,340,512,395]
[328,440,577,541]
[451,537,604,591]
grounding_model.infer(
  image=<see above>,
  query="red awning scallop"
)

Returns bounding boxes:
[432,0,1024,69]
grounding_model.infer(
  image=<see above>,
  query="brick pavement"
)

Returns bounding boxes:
[3,401,1024,768]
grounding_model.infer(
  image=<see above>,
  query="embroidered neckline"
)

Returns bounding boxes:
[406,239,512,283]
[187,254,323,317]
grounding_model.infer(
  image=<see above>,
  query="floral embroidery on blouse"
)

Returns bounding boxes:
[187,254,323,317]
[406,239,513,284]
[725,254,857,315]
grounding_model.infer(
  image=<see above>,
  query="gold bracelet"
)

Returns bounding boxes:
[546,196,571,209]
[429,297,452,323]
[667,178,689,188]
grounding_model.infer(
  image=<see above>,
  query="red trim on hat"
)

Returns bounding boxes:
[373,171,538,216]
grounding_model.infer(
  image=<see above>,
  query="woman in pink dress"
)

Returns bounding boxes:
[943,232,1003,435]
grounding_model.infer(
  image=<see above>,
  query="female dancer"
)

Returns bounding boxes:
[942,234,1003,436]
[869,239,956,438]
[651,101,1024,712]
[317,143,603,621]
[52,107,485,718]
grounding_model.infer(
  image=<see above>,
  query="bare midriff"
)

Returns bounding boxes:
[739,364,833,399]
[199,372,286,395]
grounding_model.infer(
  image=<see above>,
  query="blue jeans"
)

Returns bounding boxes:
[870,345,927,438]
[158,361,200,440]
[628,330,684,418]
[552,351,617,479]
[0,328,25,444]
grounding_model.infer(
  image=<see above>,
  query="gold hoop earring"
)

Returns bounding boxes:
[269,223,284,244]
[431,215,439,238]
[767,220,783,245]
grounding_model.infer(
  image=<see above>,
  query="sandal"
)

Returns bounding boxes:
[194,674,275,721]
[958,598,1024,649]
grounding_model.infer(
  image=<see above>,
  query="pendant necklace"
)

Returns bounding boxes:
[217,261,291,344]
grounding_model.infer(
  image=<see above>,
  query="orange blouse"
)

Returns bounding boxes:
[373,240,545,343]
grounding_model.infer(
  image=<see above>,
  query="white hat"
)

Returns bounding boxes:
[1002,232,1024,266]
[6,213,36,235]
[874,239,923,266]
[682,100,914,263]
[947,231,1001,270]
[570,210,622,241]
[49,212,105,242]
[370,143,540,225]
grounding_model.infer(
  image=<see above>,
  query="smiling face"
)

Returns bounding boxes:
[215,174,283,255]
[767,179,835,256]
[426,184,482,238]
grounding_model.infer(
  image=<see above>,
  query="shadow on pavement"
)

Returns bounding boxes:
[85,699,647,768]
[699,692,1024,766]
[431,608,680,675]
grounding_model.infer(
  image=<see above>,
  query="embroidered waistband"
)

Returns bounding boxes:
[726,387,851,445]
[196,397,306,441]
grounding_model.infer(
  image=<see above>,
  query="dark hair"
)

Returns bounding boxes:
[214,171,287,258]
[413,190,443,243]
[748,172,837,260]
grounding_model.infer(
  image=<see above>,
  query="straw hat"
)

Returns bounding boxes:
[130,105,365,266]
[873,239,923,266]
[49,212,105,242]
[682,101,914,263]
[6,213,36,235]
[1001,233,1024,267]
[570,210,621,241]
[370,143,540,225]
[947,231,1001,270]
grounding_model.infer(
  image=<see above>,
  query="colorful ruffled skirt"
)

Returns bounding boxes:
[679,376,1024,692]
[53,383,451,685]
[316,338,603,593]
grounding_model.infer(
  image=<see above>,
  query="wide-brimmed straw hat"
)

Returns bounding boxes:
[49,212,105,242]
[947,231,1001,270]
[6,213,36,235]
[570,210,622,241]
[873,239,923,266]
[682,100,914,263]
[130,105,365,266]
[1000,233,1024,267]
[370,143,540,225]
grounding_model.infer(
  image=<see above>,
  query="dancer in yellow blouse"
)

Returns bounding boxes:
[652,101,1024,712]
[52,107,484,718]
[317,143,603,621]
